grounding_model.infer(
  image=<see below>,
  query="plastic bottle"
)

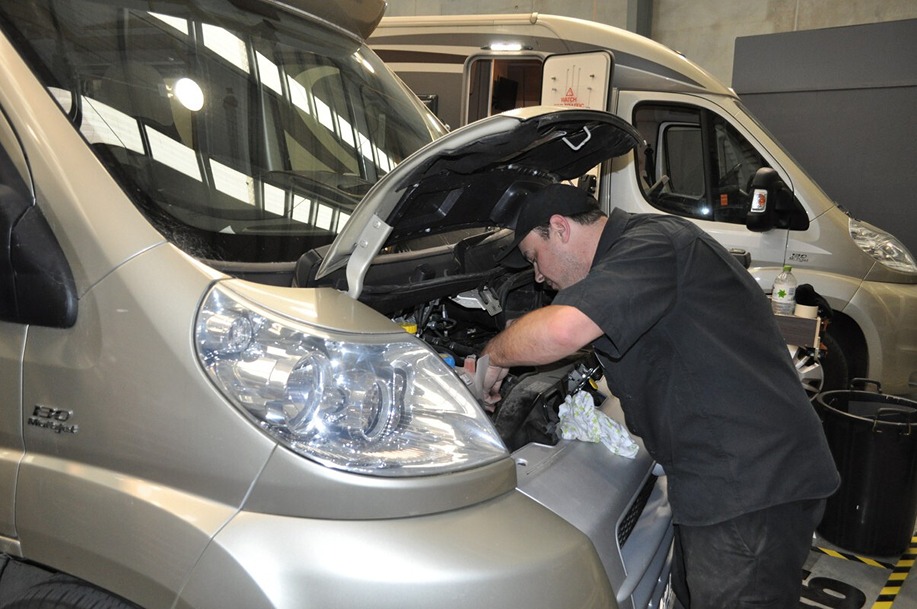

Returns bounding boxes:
[771,265,797,315]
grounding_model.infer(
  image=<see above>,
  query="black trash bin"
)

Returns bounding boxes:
[814,379,917,556]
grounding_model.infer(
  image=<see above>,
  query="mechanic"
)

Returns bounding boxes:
[481,182,840,609]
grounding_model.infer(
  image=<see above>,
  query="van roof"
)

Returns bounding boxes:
[371,13,734,96]
[277,0,386,39]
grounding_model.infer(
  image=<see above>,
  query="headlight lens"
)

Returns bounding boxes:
[195,285,507,476]
[849,218,917,274]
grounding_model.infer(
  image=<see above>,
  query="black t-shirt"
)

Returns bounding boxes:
[554,209,840,526]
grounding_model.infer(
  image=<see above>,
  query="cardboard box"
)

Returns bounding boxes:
[774,314,821,349]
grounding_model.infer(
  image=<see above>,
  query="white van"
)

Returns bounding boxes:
[370,13,917,397]
[0,2,673,608]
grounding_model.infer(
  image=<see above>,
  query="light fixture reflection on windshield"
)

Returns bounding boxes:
[353,51,375,74]
[174,77,204,111]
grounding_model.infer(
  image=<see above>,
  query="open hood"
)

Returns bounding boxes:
[316,106,642,298]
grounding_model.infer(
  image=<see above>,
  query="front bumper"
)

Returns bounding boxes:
[177,489,617,609]
[515,440,673,609]
[177,399,673,609]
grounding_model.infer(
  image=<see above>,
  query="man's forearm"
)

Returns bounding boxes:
[482,305,602,367]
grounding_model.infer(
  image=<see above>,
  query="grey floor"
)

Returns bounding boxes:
[803,526,916,608]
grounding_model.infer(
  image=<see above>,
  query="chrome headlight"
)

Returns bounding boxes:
[849,218,917,274]
[195,284,507,477]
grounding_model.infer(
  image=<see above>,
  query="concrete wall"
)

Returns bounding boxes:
[384,1,630,30]
[384,0,917,87]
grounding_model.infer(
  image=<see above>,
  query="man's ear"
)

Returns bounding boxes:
[548,214,572,243]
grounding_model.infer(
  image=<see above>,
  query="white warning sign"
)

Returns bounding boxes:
[541,51,612,111]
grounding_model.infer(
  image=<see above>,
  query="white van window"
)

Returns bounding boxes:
[0,1,445,264]
[634,103,767,225]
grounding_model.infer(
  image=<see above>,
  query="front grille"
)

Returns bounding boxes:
[617,474,658,547]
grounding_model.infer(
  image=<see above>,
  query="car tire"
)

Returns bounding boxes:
[819,332,849,393]
[1,575,138,609]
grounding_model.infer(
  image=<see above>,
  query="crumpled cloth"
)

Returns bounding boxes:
[558,390,639,458]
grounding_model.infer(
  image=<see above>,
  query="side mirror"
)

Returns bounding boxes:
[0,185,77,328]
[745,167,809,232]
[745,167,781,232]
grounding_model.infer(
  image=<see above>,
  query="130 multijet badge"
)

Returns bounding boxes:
[28,405,79,434]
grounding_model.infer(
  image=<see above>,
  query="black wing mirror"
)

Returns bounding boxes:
[0,185,77,327]
[745,167,809,232]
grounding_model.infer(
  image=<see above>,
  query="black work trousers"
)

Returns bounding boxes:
[672,499,825,609]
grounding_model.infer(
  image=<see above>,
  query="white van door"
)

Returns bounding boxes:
[615,90,792,273]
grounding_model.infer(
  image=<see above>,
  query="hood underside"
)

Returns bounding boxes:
[317,107,643,294]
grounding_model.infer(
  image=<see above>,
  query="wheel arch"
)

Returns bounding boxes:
[824,311,868,384]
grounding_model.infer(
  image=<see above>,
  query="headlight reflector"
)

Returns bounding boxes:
[195,285,507,476]
[849,218,917,274]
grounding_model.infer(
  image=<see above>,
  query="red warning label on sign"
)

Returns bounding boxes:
[560,87,585,107]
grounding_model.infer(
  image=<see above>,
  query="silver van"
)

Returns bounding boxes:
[370,13,917,398]
[0,2,672,608]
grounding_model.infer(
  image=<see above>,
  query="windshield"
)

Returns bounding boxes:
[0,1,445,264]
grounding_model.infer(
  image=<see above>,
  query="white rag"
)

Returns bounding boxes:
[558,390,639,458]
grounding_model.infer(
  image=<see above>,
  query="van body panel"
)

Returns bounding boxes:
[20,244,276,505]
[371,13,917,395]
[179,491,617,609]
[223,281,406,335]
[0,325,25,539]
[16,454,238,609]
[371,13,732,129]
[16,245,273,605]
[783,206,875,285]
[845,281,917,389]
[243,442,518,520]
[371,13,728,95]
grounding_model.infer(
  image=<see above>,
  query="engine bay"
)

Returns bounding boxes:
[295,226,607,451]
[392,277,606,451]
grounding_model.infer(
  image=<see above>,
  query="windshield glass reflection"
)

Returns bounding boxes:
[0,1,444,264]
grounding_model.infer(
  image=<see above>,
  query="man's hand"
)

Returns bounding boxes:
[479,305,602,405]
[482,363,509,405]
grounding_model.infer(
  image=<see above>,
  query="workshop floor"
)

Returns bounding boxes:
[803,525,917,608]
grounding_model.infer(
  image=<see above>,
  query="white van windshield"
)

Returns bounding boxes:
[0,1,445,264]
